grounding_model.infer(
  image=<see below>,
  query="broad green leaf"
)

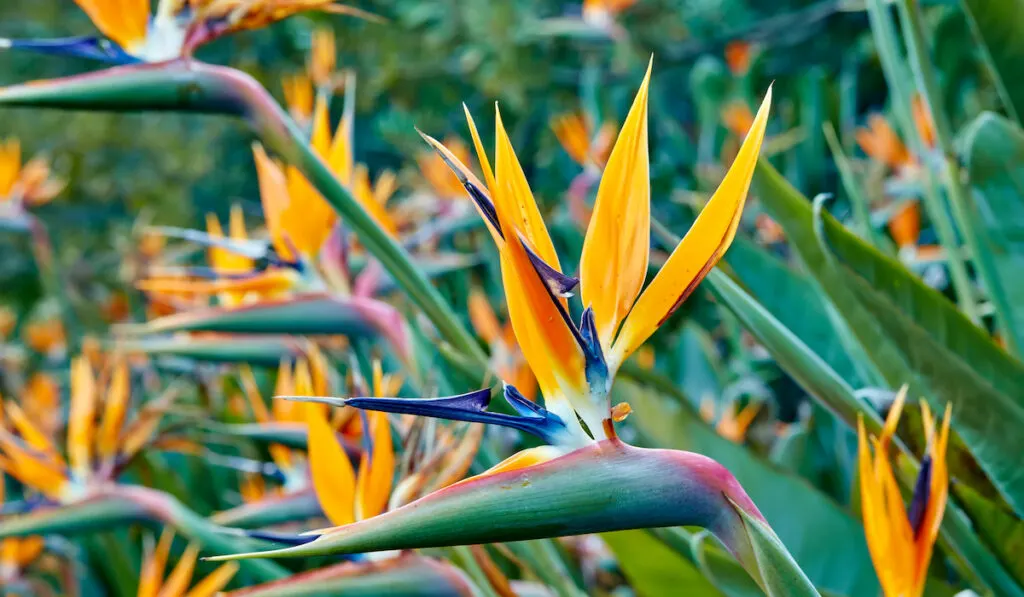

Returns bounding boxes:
[705,270,867,431]
[602,530,725,597]
[722,238,866,386]
[754,160,1024,597]
[816,193,1024,516]
[959,0,1024,124]
[623,381,878,597]
[954,483,1024,587]
[962,112,1024,353]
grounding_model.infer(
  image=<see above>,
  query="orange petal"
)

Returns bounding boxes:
[0,430,67,499]
[96,357,130,463]
[580,59,652,350]
[155,544,199,597]
[468,287,502,345]
[73,0,150,53]
[67,357,97,481]
[181,562,239,597]
[252,144,295,262]
[4,402,59,462]
[355,411,394,520]
[493,107,561,270]
[307,408,356,526]
[464,104,497,194]
[610,87,772,367]
[138,529,174,597]
[466,445,565,481]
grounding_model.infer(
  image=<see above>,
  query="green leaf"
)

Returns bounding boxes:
[114,335,303,366]
[962,112,1024,353]
[954,483,1024,588]
[721,238,867,386]
[602,530,726,597]
[704,270,868,433]
[754,161,1024,597]
[816,190,1024,517]
[959,0,1024,124]
[623,381,877,597]
[121,294,409,361]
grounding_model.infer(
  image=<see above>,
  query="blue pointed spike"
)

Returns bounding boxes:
[1,36,140,64]
[521,242,579,297]
[908,455,932,537]
[579,306,610,393]
[339,387,567,444]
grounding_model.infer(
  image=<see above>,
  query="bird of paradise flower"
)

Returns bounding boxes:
[858,387,950,597]
[210,63,780,579]
[0,355,176,505]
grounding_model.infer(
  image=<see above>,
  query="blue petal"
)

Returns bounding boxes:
[1,36,140,64]
[340,387,569,444]
[579,306,610,393]
[521,241,579,297]
[908,455,932,537]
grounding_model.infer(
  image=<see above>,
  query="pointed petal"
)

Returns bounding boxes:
[307,408,357,527]
[493,106,561,269]
[156,543,200,597]
[67,357,97,481]
[355,411,394,520]
[182,562,239,597]
[463,104,497,194]
[611,87,772,367]
[96,357,129,462]
[138,529,174,597]
[72,0,149,52]
[580,59,652,350]
[252,144,295,261]
[4,402,59,461]
[0,36,139,63]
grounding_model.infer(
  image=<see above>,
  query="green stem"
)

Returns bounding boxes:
[864,0,980,323]
[897,0,1020,355]
[450,546,500,597]
[822,123,887,250]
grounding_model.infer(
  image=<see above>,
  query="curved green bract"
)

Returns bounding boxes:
[209,441,816,595]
